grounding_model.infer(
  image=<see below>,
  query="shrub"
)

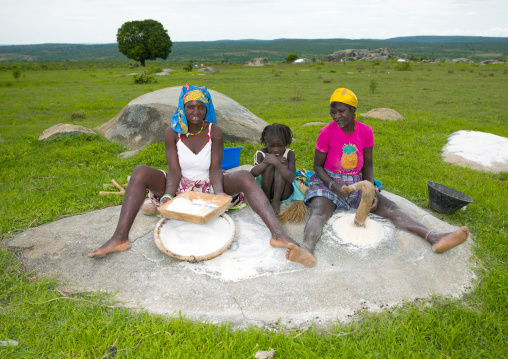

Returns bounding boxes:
[356,63,366,72]
[369,79,378,94]
[322,77,333,83]
[286,53,298,63]
[149,65,163,74]
[70,110,87,120]
[12,66,21,79]
[289,90,302,101]
[183,61,193,72]
[395,60,411,71]
[133,71,156,84]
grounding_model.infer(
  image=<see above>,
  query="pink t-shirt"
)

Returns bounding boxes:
[316,121,374,175]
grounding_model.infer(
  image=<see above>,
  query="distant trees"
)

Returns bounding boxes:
[286,53,298,63]
[117,20,172,67]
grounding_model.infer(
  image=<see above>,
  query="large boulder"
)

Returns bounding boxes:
[197,67,219,74]
[95,87,269,150]
[39,123,96,141]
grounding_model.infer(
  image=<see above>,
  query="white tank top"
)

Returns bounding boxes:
[177,123,212,181]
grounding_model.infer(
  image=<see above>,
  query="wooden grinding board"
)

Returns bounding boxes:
[153,213,235,262]
[158,191,232,224]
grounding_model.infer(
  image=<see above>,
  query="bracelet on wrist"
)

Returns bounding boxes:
[161,193,174,201]
[328,180,334,190]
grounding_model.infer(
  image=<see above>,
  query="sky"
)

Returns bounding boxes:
[1,0,507,45]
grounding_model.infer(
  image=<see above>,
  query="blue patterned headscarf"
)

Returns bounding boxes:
[171,84,217,135]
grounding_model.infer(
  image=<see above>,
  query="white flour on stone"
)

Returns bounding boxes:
[331,213,386,248]
[165,197,217,216]
[159,216,232,256]
[178,219,303,282]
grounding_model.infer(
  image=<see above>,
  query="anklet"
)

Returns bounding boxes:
[424,230,433,242]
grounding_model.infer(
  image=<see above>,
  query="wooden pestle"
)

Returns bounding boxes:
[342,180,375,226]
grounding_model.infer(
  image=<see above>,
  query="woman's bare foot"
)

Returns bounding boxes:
[285,243,317,267]
[88,237,131,258]
[270,236,298,248]
[429,226,469,253]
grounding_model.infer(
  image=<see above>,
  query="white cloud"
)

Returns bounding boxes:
[0,0,507,44]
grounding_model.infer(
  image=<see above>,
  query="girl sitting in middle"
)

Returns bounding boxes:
[250,124,305,214]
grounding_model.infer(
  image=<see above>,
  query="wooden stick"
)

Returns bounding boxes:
[99,191,124,195]
[111,179,125,193]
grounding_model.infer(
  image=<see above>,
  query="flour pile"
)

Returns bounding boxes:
[164,197,217,216]
[159,216,232,256]
[442,130,508,173]
[323,212,395,252]
[177,218,303,282]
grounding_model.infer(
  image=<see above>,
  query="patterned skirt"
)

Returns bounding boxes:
[304,169,364,210]
[147,171,245,209]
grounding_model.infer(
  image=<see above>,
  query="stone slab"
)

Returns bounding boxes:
[4,191,474,329]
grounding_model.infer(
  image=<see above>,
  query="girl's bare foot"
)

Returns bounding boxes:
[88,237,131,258]
[429,226,469,253]
[271,200,281,215]
[286,243,317,267]
[270,236,298,248]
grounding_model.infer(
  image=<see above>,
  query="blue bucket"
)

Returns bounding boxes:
[222,147,243,170]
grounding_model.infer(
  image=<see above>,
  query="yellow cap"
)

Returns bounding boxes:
[330,88,358,107]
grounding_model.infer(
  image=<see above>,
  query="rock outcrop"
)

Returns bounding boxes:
[361,108,404,121]
[245,58,269,66]
[96,87,269,150]
[38,123,96,141]
[324,48,392,62]
[197,67,219,74]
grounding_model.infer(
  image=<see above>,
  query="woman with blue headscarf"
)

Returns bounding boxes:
[89,84,300,258]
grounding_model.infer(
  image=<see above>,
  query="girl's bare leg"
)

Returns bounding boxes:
[260,165,274,202]
[286,197,335,267]
[223,170,298,248]
[372,193,468,252]
[270,168,284,214]
[88,165,166,258]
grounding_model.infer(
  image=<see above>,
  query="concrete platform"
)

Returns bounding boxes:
[4,191,474,329]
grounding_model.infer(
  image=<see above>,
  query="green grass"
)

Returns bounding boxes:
[1,61,508,357]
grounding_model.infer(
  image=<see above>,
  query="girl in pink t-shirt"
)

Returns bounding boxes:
[285,88,469,268]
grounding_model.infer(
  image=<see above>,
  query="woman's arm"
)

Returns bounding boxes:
[361,146,374,184]
[209,124,226,195]
[164,127,182,198]
[313,149,348,199]
[361,146,378,210]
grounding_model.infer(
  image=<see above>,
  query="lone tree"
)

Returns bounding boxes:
[117,19,172,67]
[286,53,298,63]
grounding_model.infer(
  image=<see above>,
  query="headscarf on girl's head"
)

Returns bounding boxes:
[171,84,217,135]
[330,87,358,119]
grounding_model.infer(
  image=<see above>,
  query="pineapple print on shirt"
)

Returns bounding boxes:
[341,143,358,171]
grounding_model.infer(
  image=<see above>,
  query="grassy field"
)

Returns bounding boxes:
[1,60,507,357]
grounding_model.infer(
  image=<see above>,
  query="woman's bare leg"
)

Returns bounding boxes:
[88,165,166,258]
[372,193,468,253]
[286,197,336,267]
[223,170,298,248]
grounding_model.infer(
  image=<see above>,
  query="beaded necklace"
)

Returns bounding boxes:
[186,122,205,137]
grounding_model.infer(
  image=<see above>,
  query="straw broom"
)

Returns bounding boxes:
[277,182,308,224]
